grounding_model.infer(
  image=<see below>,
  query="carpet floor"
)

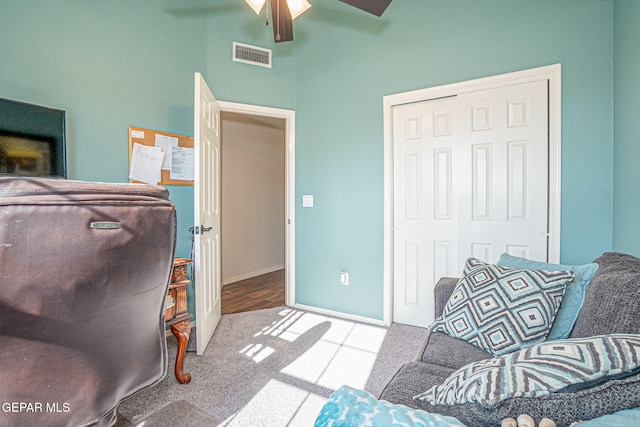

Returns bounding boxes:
[116,306,429,426]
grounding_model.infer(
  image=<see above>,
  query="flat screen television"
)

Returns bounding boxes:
[0,97,67,178]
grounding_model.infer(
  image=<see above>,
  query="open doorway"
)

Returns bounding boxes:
[219,111,287,314]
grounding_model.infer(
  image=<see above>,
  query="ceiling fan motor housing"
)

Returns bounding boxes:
[338,0,392,17]
[257,0,392,43]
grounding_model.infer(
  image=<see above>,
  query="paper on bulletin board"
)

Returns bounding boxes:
[129,142,164,185]
[131,130,145,139]
[128,126,194,186]
[154,133,178,170]
[170,146,194,181]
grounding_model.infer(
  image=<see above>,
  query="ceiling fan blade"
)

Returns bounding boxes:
[271,0,294,43]
[338,0,392,17]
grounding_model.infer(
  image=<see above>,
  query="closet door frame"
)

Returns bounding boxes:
[382,64,562,327]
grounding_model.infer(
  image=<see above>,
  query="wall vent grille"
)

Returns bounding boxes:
[233,42,272,68]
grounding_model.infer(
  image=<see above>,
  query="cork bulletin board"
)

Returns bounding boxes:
[128,126,194,186]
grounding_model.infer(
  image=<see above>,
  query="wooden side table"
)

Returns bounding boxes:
[165,258,193,384]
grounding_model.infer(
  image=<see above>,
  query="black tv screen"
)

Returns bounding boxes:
[0,97,67,178]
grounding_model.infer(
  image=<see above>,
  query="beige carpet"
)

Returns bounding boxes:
[116,306,428,426]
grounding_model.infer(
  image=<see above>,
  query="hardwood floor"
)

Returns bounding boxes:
[221,269,285,315]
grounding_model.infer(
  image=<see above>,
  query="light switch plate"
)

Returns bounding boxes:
[302,195,314,208]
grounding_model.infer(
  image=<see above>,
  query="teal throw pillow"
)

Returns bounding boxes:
[576,407,640,426]
[315,385,466,427]
[497,253,599,340]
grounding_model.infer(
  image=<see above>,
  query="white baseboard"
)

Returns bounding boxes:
[223,265,285,286]
[162,307,387,343]
[291,303,388,327]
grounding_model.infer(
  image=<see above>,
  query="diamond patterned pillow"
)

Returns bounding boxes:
[414,334,640,407]
[429,258,573,356]
[497,253,599,340]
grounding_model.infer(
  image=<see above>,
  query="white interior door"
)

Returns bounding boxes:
[457,80,549,266]
[393,96,459,327]
[194,72,221,355]
[392,80,549,328]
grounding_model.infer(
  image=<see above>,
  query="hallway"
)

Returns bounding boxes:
[221,269,285,315]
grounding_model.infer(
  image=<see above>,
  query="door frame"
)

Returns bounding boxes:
[217,100,296,306]
[382,64,562,326]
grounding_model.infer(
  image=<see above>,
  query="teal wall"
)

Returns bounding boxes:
[203,4,295,108]
[1,0,625,322]
[613,0,640,256]
[292,0,614,319]
[0,0,207,260]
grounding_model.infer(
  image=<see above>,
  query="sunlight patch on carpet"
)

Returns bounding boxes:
[281,340,341,383]
[254,309,307,341]
[345,323,388,353]
[229,308,390,423]
[275,310,388,390]
[220,379,326,427]
[317,344,378,390]
[240,343,275,363]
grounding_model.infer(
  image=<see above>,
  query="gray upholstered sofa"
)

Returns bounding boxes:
[378,252,640,427]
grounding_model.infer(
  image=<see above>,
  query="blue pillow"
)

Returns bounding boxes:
[315,385,467,427]
[576,407,640,426]
[497,253,599,340]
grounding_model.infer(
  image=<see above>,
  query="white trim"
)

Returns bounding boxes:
[292,303,387,327]
[382,64,562,326]
[217,101,296,307]
[222,265,285,287]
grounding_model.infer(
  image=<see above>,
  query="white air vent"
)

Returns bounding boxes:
[233,42,272,68]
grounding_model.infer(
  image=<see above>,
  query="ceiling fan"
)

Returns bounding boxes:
[245,0,392,42]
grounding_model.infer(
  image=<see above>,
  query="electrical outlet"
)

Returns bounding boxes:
[340,272,349,286]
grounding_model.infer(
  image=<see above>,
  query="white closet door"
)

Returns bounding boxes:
[392,80,549,327]
[456,80,549,269]
[393,96,458,327]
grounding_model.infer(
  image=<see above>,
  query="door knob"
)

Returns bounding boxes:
[193,225,213,234]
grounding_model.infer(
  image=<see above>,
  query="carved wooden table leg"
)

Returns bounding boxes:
[170,319,192,384]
